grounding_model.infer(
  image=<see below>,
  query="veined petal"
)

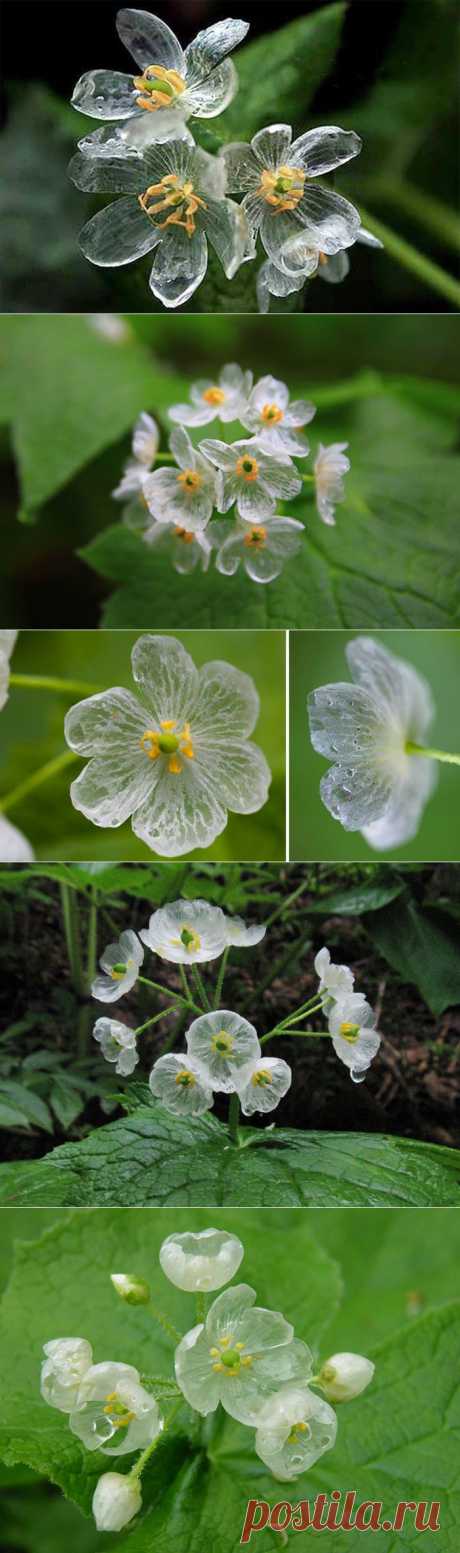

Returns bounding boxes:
[132,762,228,855]
[358,225,384,250]
[256,259,306,312]
[116,8,185,72]
[236,1056,292,1115]
[190,660,260,740]
[184,19,249,81]
[71,70,138,120]
[295,187,361,253]
[308,682,387,764]
[131,634,198,726]
[69,151,145,194]
[205,196,251,279]
[77,118,191,159]
[291,125,362,176]
[65,688,147,755]
[221,518,304,584]
[251,124,293,170]
[320,760,394,832]
[79,197,161,267]
[219,142,259,193]
[346,636,435,740]
[149,229,208,309]
[143,469,213,532]
[362,759,437,851]
[194,740,271,813]
[70,750,157,829]
[185,58,238,117]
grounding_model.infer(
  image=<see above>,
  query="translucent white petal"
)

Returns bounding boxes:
[295,188,361,253]
[149,1053,213,1115]
[0,631,17,660]
[319,758,395,832]
[132,762,228,855]
[140,899,228,963]
[93,1474,141,1534]
[65,688,147,755]
[250,375,290,413]
[190,658,260,741]
[308,680,391,764]
[186,1009,261,1091]
[77,117,191,159]
[219,142,259,193]
[256,259,306,312]
[0,815,34,862]
[149,229,208,308]
[116,8,185,72]
[224,915,266,947]
[160,1229,244,1292]
[132,411,159,466]
[314,946,354,1001]
[236,1056,292,1115]
[184,19,249,80]
[70,751,157,829]
[256,1385,337,1479]
[251,124,293,170]
[358,225,384,250]
[319,1352,374,1401]
[168,400,217,428]
[174,1324,223,1415]
[205,196,251,279]
[69,151,146,194]
[216,518,304,583]
[346,636,435,741]
[71,70,138,120]
[143,468,214,532]
[185,58,238,117]
[314,441,350,524]
[362,757,437,851]
[131,633,198,725]
[79,198,161,267]
[41,1338,93,1412]
[319,250,350,284]
[291,125,362,177]
[93,1018,139,1075]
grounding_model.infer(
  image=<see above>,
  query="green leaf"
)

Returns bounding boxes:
[350,0,459,178]
[364,894,460,1014]
[218,5,346,140]
[0,1082,53,1133]
[81,386,460,629]
[315,1206,460,1351]
[305,876,405,915]
[0,1109,458,1207]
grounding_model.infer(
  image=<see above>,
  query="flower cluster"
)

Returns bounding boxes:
[114,371,351,585]
[90,898,382,1106]
[308,636,438,851]
[40,1228,375,1531]
[64,634,271,856]
[67,9,377,310]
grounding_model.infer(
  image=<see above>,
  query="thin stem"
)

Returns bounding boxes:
[301,473,315,483]
[260,998,326,1045]
[406,741,460,767]
[138,975,201,1015]
[0,750,78,814]
[129,1397,183,1482]
[356,203,460,309]
[275,1028,331,1038]
[9,673,102,696]
[135,1004,178,1037]
[179,964,192,1004]
[195,1292,207,1326]
[149,1304,182,1344]
[85,886,98,994]
[155,452,175,465]
[262,880,307,930]
[191,964,211,1011]
[213,947,229,1009]
[228,1092,241,1145]
[356,176,460,255]
[60,883,85,997]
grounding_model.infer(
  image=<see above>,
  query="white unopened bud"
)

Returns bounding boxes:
[92,1471,142,1532]
[160,1228,243,1292]
[318,1352,375,1401]
[111,1273,150,1305]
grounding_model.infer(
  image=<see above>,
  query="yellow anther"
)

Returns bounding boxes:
[240,1356,253,1367]
[177,468,202,493]
[212,1362,224,1372]
[203,386,226,405]
[340,1021,360,1043]
[244,525,267,549]
[174,526,194,544]
[251,1068,272,1088]
[261,402,283,424]
[175,1068,196,1088]
[257,164,305,213]
[209,1347,220,1358]
[140,730,161,759]
[220,1335,231,1347]
[141,721,195,769]
[235,1342,245,1351]
[133,65,186,112]
[138,173,207,237]
[169,755,182,774]
[161,719,177,731]
[236,454,259,483]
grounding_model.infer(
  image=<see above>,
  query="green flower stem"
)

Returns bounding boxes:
[406,741,460,767]
[0,750,78,815]
[195,1292,207,1325]
[9,674,102,695]
[129,1397,184,1482]
[179,964,192,1003]
[301,473,315,483]
[356,177,460,255]
[138,975,201,1015]
[191,964,211,1011]
[60,883,84,998]
[261,999,326,1045]
[228,1092,241,1145]
[213,946,229,1009]
[85,886,98,993]
[262,880,307,930]
[356,202,460,309]
[155,452,175,464]
[135,1005,178,1037]
[277,1028,331,1038]
[149,1304,182,1344]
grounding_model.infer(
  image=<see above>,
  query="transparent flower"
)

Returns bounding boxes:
[235,1056,292,1116]
[0,629,18,711]
[140,898,227,962]
[0,815,34,861]
[92,1471,142,1533]
[149,1052,213,1116]
[211,514,304,583]
[93,1018,139,1077]
[140,518,212,575]
[255,1384,337,1480]
[314,945,354,1006]
[318,1352,374,1402]
[72,12,249,156]
[256,256,310,313]
[221,124,362,272]
[70,1361,162,1455]
[328,993,381,1083]
[40,1338,93,1412]
[69,142,252,309]
[200,439,302,522]
[65,634,271,857]
[223,914,266,948]
[160,1228,244,1291]
[112,412,160,530]
[186,1009,261,1093]
[142,427,221,532]
[240,375,315,457]
[169,363,253,428]
[256,225,383,310]
[175,1282,313,1425]
[308,635,437,850]
[314,443,350,527]
[92,929,144,1002]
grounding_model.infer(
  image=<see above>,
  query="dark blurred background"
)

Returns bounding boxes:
[1,0,458,312]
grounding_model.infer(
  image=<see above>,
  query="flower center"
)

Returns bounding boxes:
[177,468,202,493]
[236,454,259,483]
[261,403,284,424]
[251,1067,272,1087]
[340,1021,360,1043]
[287,1420,310,1445]
[211,1029,234,1056]
[243,525,267,549]
[179,926,201,952]
[110,958,134,981]
[102,1392,136,1429]
[138,174,207,238]
[257,164,305,213]
[203,386,226,406]
[174,526,195,543]
[209,1335,253,1375]
[133,64,187,112]
[140,719,194,774]
[175,1068,196,1088]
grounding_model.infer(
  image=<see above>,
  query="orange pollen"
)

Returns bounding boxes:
[261,403,283,424]
[244,526,267,548]
[133,65,186,112]
[138,174,206,238]
[319,251,328,266]
[256,164,305,213]
[236,454,259,483]
[177,468,202,493]
[175,526,194,543]
[203,386,226,406]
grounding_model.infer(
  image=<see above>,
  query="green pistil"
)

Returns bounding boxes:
[221,1349,241,1370]
[112,962,128,976]
[144,75,175,97]
[158,733,180,754]
[180,928,195,948]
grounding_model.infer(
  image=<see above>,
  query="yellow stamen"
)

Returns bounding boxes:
[257,164,305,213]
[244,525,267,549]
[138,174,207,238]
[169,755,182,774]
[174,526,194,543]
[140,721,195,767]
[340,1021,360,1043]
[133,65,186,112]
[175,1068,196,1088]
[161,719,177,731]
[251,1068,273,1088]
[287,1421,310,1445]
[177,468,202,493]
[261,403,283,424]
[236,454,259,483]
[203,386,226,405]
[211,1030,234,1056]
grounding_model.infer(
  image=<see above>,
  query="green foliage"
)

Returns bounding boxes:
[349,0,460,179]
[364,894,460,1015]
[0,1108,458,1208]
[215,5,346,142]
[0,1208,458,1551]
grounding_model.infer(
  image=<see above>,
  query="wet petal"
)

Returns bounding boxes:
[296,187,361,253]
[79,197,160,267]
[65,688,146,754]
[149,229,208,308]
[131,634,198,726]
[346,636,434,738]
[69,152,145,194]
[236,1056,292,1115]
[362,759,437,851]
[308,681,387,764]
[191,660,260,740]
[116,8,185,72]
[71,70,138,120]
[175,1326,222,1415]
[184,19,249,80]
[292,125,362,176]
[132,762,228,855]
[194,741,271,813]
[320,250,350,284]
[219,142,259,193]
[205,196,251,279]
[320,760,394,832]
[251,124,293,170]
[70,750,157,829]
[186,58,238,117]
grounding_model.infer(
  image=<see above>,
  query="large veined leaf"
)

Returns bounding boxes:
[0,1210,458,1551]
[216,5,346,141]
[364,894,460,1015]
[0,1108,458,1207]
[81,385,460,629]
[316,1206,460,1351]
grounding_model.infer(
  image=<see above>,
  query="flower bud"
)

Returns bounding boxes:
[92,1471,142,1532]
[160,1228,244,1292]
[110,1273,150,1306]
[318,1352,375,1401]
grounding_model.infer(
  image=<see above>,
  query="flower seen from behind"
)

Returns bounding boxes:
[112,412,160,516]
[64,633,271,857]
[308,635,437,850]
[169,363,253,428]
[200,437,302,522]
[185,1009,261,1092]
[160,1228,244,1291]
[255,1384,337,1479]
[92,929,144,1002]
[174,1282,313,1425]
[93,1018,139,1076]
[314,945,354,1005]
[40,1338,93,1412]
